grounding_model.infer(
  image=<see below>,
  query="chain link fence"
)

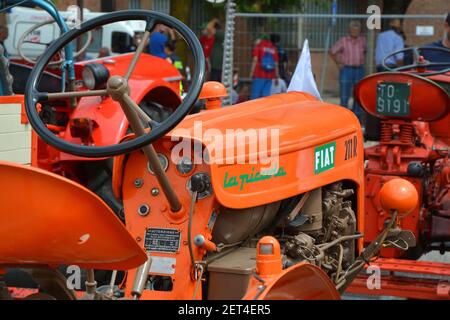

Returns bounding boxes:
[232,13,447,102]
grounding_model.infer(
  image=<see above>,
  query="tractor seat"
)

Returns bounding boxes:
[9,62,65,94]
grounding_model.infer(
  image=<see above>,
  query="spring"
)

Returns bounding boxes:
[400,124,414,144]
[380,122,393,143]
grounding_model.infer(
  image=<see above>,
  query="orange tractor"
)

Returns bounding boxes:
[0,10,419,300]
[347,48,450,300]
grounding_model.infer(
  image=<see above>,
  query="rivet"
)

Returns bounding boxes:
[134,178,144,188]
[151,188,160,196]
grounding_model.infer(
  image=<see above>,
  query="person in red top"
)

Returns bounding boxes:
[249,35,280,99]
[199,21,215,76]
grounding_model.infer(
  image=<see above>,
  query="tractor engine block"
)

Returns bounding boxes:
[282,182,357,276]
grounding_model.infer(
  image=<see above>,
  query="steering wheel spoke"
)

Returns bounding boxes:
[124,17,158,80]
[38,89,109,102]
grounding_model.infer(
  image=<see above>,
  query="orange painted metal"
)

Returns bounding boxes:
[355,72,449,122]
[371,258,450,276]
[357,71,450,258]
[199,237,217,252]
[7,287,39,300]
[0,95,28,124]
[244,263,341,300]
[346,258,450,300]
[347,275,449,300]
[378,178,419,214]
[199,81,227,110]
[60,54,182,162]
[0,161,146,270]
[121,146,218,299]
[256,236,283,276]
[116,92,365,299]
[168,92,365,211]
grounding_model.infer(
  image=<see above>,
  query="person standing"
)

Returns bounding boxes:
[199,21,215,77]
[270,33,290,84]
[0,25,13,96]
[127,33,144,52]
[375,19,404,72]
[249,35,279,99]
[164,41,185,94]
[421,12,450,70]
[209,18,224,82]
[330,21,366,122]
[148,24,175,59]
[0,25,8,57]
[98,47,111,58]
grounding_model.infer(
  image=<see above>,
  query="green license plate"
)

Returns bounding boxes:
[376,82,411,116]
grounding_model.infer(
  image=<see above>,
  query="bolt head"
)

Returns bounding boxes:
[134,179,143,188]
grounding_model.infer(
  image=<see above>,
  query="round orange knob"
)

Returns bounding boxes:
[379,178,418,215]
[198,81,228,100]
[198,81,228,110]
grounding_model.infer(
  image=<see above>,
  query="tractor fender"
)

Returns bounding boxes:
[243,262,340,300]
[59,79,181,162]
[0,160,146,270]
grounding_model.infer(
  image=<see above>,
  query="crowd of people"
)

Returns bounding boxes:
[0,12,449,110]
[199,18,291,101]
[330,13,450,125]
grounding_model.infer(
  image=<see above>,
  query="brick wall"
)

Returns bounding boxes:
[404,0,449,47]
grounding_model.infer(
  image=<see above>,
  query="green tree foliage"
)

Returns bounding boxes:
[236,0,304,13]
[204,0,329,16]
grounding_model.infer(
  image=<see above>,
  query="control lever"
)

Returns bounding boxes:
[131,254,152,300]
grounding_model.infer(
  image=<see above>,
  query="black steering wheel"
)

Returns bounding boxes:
[382,46,450,77]
[25,10,205,158]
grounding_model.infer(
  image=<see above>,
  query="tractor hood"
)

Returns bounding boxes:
[167,92,364,209]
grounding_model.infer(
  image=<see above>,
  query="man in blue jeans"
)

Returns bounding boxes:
[249,35,280,99]
[330,21,367,124]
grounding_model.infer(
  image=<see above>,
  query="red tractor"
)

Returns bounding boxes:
[0,9,419,300]
[1,2,183,220]
[348,47,450,299]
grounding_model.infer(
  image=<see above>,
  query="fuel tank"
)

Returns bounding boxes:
[168,92,364,209]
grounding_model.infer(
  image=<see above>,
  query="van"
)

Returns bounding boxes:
[3,6,146,59]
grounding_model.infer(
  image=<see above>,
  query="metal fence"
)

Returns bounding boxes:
[231,13,447,101]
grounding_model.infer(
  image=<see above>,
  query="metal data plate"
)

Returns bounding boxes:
[376,82,411,117]
[144,228,181,253]
[149,256,176,275]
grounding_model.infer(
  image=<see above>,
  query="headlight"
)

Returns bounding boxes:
[147,153,169,174]
[82,63,110,90]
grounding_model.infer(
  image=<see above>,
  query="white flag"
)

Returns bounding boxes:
[288,39,322,100]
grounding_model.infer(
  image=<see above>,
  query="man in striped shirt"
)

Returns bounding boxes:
[330,20,366,123]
